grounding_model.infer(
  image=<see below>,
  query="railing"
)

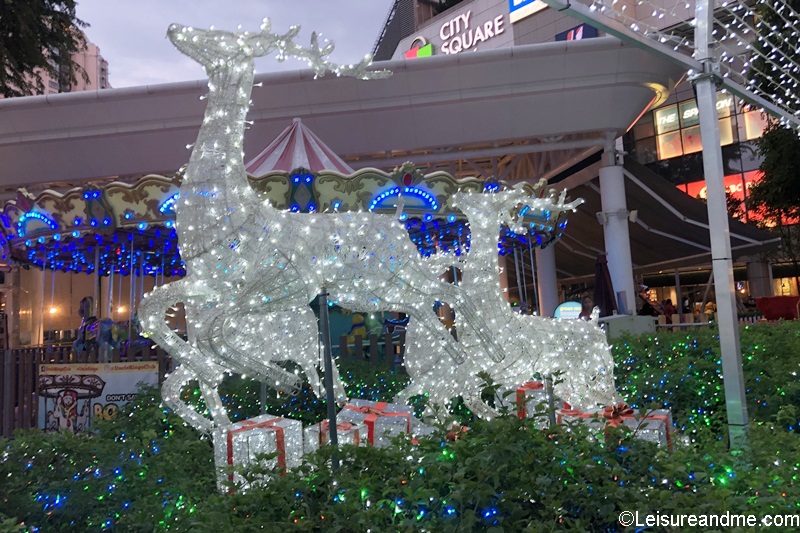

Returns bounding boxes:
[336,332,406,372]
[655,313,771,331]
[0,344,171,439]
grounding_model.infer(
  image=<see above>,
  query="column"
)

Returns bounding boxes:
[746,261,773,298]
[598,137,636,315]
[535,245,558,317]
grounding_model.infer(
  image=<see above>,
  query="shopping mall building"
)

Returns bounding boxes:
[372,0,781,301]
[0,0,782,347]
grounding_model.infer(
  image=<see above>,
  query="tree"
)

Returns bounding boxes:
[0,0,88,98]
[744,0,800,291]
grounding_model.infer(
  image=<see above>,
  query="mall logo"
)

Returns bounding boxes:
[405,36,433,59]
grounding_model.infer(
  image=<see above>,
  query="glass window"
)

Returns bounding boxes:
[634,137,657,164]
[633,112,655,139]
[657,131,683,159]
[679,100,700,128]
[715,92,734,118]
[742,109,767,140]
[681,126,702,154]
[655,104,680,134]
[719,116,735,146]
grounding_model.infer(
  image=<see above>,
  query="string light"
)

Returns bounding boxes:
[137,21,616,486]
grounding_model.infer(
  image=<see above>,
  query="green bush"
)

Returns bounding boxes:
[613,322,800,433]
[2,322,800,531]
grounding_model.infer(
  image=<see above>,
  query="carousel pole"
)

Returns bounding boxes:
[528,239,539,315]
[129,241,136,342]
[93,247,100,318]
[106,270,114,319]
[513,248,526,312]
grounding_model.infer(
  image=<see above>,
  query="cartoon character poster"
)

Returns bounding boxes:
[38,361,158,432]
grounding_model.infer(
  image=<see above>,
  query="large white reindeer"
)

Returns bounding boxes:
[140,21,383,430]
[139,22,504,432]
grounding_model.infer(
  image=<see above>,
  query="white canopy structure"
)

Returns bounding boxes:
[0,37,680,187]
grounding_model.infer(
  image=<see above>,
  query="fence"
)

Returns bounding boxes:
[0,344,170,439]
[337,332,406,372]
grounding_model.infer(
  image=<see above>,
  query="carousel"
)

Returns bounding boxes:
[0,118,567,352]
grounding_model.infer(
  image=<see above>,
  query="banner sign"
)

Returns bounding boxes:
[555,24,599,42]
[38,361,158,432]
[509,0,547,23]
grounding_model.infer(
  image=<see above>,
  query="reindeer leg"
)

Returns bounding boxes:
[161,364,230,432]
[203,312,304,394]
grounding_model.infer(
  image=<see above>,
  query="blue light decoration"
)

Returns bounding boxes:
[17,211,58,238]
[369,186,439,211]
[159,193,180,214]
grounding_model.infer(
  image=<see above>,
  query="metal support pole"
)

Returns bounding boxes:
[675,269,684,324]
[318,291,339,467]
[695,0,748,446]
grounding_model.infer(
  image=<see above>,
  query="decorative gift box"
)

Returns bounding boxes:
[496,381,567,426]
[338,399,412,447]
[602,404,673,450]
[304,420,366,454]
[212,414,303,492]
[557,404,673,450]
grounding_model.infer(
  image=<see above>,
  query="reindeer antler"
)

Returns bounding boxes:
[262,21,390,80]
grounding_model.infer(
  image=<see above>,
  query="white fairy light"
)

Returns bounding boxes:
[139,22,617,481]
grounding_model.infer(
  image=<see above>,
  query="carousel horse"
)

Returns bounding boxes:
[72,296,126,362]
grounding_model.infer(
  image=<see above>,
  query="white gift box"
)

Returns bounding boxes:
[618,408,673,450]
[304,420,367,454]
[557,405,674,450]
[495,381,568,428]
[212,414,303,492]
[337,399,412,447]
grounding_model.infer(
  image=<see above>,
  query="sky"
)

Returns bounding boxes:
[75,0,396,88]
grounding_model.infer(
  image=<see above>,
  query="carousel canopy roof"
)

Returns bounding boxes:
[245,118,354,175]
[0,164,566,275]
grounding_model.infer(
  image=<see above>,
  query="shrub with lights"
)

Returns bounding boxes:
[2,323,800,531]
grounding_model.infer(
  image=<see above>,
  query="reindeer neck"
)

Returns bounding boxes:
[178,61,258,232]
[461,203,514,307]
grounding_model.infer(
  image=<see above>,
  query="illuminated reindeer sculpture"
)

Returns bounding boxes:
[139,21,384,431]
[397,185,617,419]
[139,22,503,433]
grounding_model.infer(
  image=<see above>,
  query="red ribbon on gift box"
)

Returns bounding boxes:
[446,425,469,441]
[319,420,360,446]
[344,402,411,445]
[557,405,672,449]
[515,381,544,419]
[226,417,286,485]
[603,403,634,427]
[556,408,594,425]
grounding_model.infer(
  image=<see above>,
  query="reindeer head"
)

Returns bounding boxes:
[167,21,290,69]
